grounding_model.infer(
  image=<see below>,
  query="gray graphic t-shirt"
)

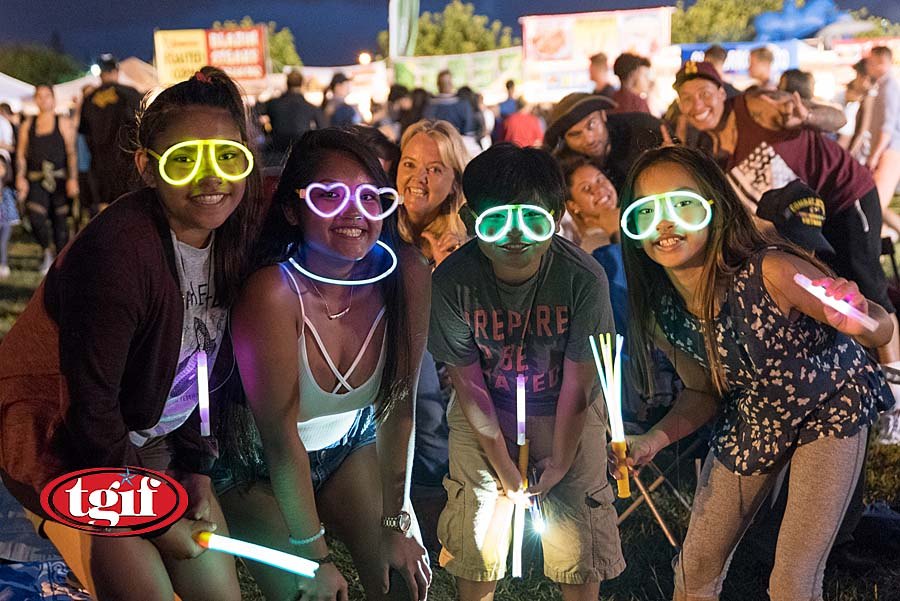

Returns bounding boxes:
[429,236,614,416]
[129,233,227,446]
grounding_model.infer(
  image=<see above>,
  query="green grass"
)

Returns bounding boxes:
[3,229,900,600]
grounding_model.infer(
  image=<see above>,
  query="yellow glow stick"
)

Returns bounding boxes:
[196,532,318,578]
[590,333,631,498]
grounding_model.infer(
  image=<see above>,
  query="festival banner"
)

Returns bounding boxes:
[519,7,674,102]
[154,25,269,86]
[392,47,522,105]
[153,29,208,85]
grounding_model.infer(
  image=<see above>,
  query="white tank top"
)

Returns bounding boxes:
[279,262,386,451]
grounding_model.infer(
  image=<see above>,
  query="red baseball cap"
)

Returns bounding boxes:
[674,60,723,90]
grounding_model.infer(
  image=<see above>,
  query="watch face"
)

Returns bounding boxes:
[398,511,412,532]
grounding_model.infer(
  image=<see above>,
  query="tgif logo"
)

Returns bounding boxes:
[40,467,188,536]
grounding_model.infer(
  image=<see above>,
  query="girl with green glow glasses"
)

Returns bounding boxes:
[620,190,713,240]
[147,139,254,186]
[474,204,556,242]
[614,146,894,601]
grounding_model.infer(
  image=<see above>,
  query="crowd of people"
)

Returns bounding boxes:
[0,43,897,601]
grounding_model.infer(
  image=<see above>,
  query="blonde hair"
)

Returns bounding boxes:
[398,120,469,250]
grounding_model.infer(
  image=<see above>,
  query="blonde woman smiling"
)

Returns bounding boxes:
[397,120,469,267]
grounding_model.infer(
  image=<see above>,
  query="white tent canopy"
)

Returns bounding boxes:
[0,72,36,112]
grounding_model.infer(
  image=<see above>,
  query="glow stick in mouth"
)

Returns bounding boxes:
[793,274,878,332]
[197,350,210,437]
[196,532,318,578]
[590,333,631,499]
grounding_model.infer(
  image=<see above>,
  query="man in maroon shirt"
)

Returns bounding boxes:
[611,53,653,115]
[675,60,899,364]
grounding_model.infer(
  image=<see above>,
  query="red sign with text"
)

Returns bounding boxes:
[40,467,188,536]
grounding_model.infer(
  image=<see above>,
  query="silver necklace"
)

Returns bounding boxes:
[308,279,354,319]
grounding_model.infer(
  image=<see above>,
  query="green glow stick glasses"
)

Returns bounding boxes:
[620,191,713,240]
[474,204,555,243]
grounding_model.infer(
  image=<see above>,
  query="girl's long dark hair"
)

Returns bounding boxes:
[133,66,265,309]
[256,128,412,422]
[620,145,827,394]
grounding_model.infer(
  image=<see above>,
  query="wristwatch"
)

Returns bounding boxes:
[381,510,412,533]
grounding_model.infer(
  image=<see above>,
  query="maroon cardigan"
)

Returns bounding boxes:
[0,189,224,516]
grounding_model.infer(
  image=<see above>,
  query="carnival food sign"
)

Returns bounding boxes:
[154,25,269,86]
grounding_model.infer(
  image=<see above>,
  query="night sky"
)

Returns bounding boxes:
[3,0,898,67]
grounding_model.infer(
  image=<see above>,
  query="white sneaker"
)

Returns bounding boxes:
[0,265,9,279]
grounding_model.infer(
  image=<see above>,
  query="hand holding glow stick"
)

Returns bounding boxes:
[195,532,318,578]
[197,350,211,437]
[590,333,631,499]
[793,274,878,332]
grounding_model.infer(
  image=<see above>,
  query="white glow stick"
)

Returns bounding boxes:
[590,333,630,498]
[197,350,210,437]
[512,373,529,576]
[590,334,626,441]
[512,499,525,577]
[196,532,318,578]
[516,375,526,446]
[793,274,878,332]
[530,501,545,534]
[529,466,546,534]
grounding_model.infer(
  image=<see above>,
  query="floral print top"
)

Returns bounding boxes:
[656,248,892,475]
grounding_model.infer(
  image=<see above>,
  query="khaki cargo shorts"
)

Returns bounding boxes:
[437,398,625,584]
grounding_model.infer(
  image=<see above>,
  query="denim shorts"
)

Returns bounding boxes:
[212,406,376,496]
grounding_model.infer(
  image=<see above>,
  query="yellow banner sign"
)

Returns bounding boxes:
[154,29,207,85]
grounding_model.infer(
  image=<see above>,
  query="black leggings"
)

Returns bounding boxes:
[27,182,69,252]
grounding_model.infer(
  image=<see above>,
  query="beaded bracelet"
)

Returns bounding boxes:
[288,524,325,546]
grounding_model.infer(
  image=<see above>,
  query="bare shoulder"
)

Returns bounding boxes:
[233,264,302,325]
[761,250,822,285]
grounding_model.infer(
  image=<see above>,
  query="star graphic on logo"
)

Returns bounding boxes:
[119,467,136,487]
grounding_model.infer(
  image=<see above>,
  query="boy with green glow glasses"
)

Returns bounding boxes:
[474,204,556,243]
[146,139,254,186]
[620,190,713,240]
[429,145,624,597]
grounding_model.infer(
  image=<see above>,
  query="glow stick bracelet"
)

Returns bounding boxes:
[197,350,210,437]
[793,274,878,332]
[516,375,526,446]
[196,532,318,578]
[590,333,631,498]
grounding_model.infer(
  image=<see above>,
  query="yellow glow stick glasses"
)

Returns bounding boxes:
[589,333,631,498]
